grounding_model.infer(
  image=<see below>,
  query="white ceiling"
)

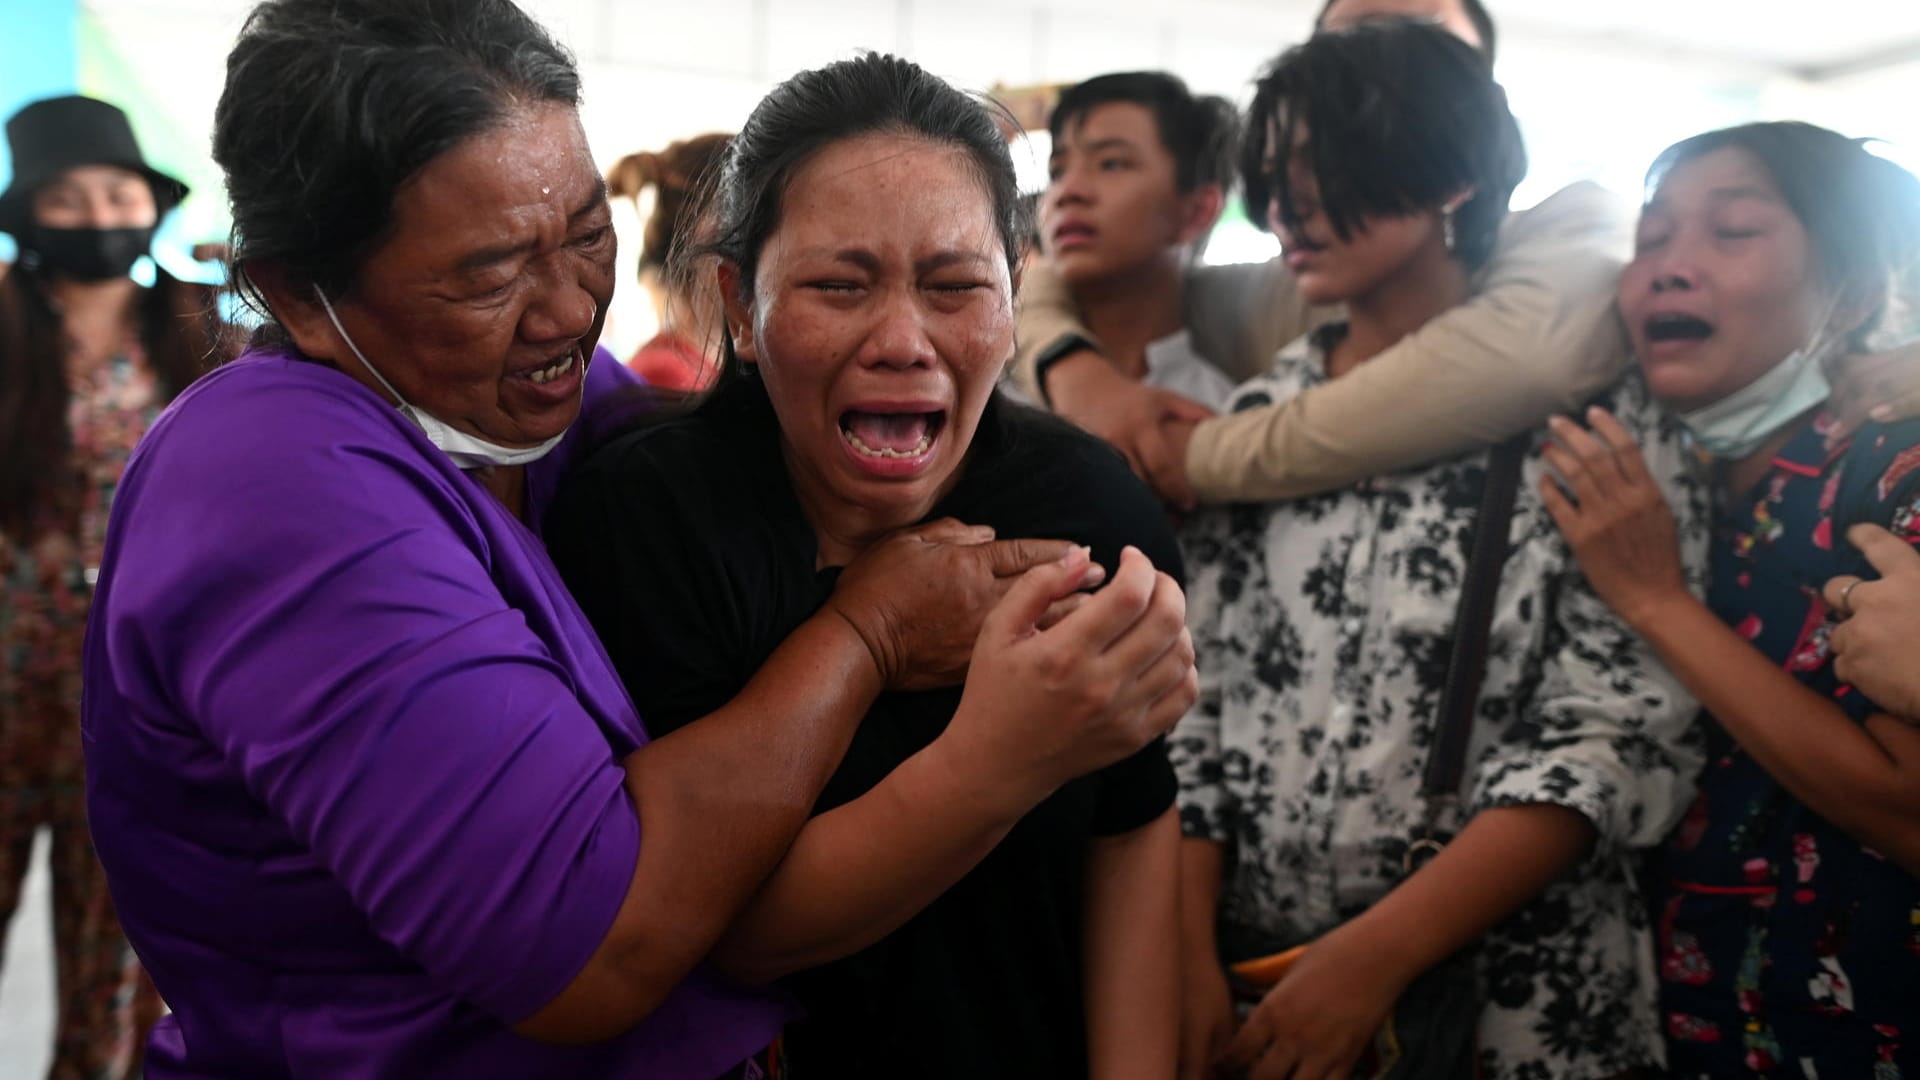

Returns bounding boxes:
[1488,0,1920,76]
[75,0,1920,79]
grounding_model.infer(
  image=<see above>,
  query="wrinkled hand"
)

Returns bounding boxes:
[1540,408,1690,628]
[1216,926,1409,1080]
[1047,351,1216,511]
[825,519,1094,691]
[1824,523,1920,721]
[948,545,1197,797]
[1826,342,1920,447]
[1179,952,1237,1080]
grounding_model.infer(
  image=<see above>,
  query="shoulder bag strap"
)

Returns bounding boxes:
[1417,433,1532,825]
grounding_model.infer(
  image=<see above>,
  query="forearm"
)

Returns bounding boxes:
[1631,591,1920,863]
[1178,837,1225,965]
[1185,328,1625,503]
[1346,805,1594,982]
[707,733,1045,983]
[1083,810,1181,1080]
[1013,257,1097,400]
[511,610,884,1042]
[606,614,884,998]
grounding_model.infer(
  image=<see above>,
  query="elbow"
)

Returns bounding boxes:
[704,941,797,988]
[510,953,678,1046]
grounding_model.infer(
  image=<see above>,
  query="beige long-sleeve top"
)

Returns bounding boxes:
[1010,182,1636,501]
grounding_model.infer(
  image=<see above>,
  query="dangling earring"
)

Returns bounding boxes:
[1441,207,1457,255]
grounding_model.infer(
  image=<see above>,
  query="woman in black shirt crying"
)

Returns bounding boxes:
[547,54,1192,1080]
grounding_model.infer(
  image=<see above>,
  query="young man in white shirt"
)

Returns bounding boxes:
[1015,0,1640,508]
[1032,72,1241,412]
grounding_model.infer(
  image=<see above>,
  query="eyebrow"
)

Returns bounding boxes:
[1705,184,1783,205]
[454,182,609,274]
[1050,135,1141,161]
[808,247,995,275]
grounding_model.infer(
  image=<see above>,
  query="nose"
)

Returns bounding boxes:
[1641,233,1702,295]
[1049,161,1093,209]
[519,262,600,345]
[858,288,936,370]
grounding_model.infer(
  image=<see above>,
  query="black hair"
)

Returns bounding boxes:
[1646,122,1920,351]
[1314,0,1498,63]
[1242,18,1526,269]
[1047,72,1240,193]
[212,0,580,321]
[0,265,236,539]
[693,52,1024,308]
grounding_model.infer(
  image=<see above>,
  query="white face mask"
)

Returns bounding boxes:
[1677,343,1832,459]
[314,287,572,470]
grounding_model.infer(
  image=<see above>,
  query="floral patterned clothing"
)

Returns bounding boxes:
[1173,329,1711,1080]
[1,347,165,1080]
[1658,411,1920,1079]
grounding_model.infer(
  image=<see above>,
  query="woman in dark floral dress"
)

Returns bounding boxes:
[1172,22,1710,1080]
[0,95,233,1079]
[1546,122,1920,1078]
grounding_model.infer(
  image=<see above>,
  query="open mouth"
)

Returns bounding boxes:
[1644,312,1715,344]
[515,347,581,385]
[838,408,946,461]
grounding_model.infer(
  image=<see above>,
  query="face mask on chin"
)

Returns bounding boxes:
[313,286,573,470]
[1676,342,1833,459]
[26,225,155,281]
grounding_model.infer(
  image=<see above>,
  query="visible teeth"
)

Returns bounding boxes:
[526,353,576,384]
[842,427,933,459]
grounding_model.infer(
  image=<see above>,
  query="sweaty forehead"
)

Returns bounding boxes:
[775,135,1001,252]
[387,103,601,259]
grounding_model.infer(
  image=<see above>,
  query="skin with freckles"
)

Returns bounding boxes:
[265,101,617,449]
[721,133,1016,566]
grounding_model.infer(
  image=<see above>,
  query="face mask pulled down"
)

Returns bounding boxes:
[315,287,572,470]
[1675,301,1840,460]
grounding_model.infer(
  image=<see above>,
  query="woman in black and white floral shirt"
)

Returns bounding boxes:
[1172,22,1710,1080]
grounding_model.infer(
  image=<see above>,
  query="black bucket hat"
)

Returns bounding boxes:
[0,95,188,237]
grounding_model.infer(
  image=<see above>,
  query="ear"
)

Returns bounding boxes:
[248,259,346,364]
[1176,183,1227,247]
[1441,186,1477,216]
[716,259,758,364]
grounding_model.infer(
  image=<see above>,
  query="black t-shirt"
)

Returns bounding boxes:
[546,374,1181,1080]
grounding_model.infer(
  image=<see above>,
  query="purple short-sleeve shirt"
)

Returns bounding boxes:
[82,347,788,1078]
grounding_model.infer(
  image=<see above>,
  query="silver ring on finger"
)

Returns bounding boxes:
[1840,578,1866,614]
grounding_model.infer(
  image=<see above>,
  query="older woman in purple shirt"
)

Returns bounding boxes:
[78,1,1194,1076]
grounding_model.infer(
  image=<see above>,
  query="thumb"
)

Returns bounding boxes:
[982,545,1093,642]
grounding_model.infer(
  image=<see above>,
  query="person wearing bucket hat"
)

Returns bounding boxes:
[0,94,237,1079]
[0,95,189,278]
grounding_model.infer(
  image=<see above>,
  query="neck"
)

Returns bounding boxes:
[1073,254,1187,379]
[473,463,530,522]
[46,273,142,317]
[781,435,965,571]
[46,275,143,375]
[1720,408,1820,498]
[1329,242,1468,379]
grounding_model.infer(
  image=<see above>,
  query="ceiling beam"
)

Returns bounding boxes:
[1794,37,1920,82]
